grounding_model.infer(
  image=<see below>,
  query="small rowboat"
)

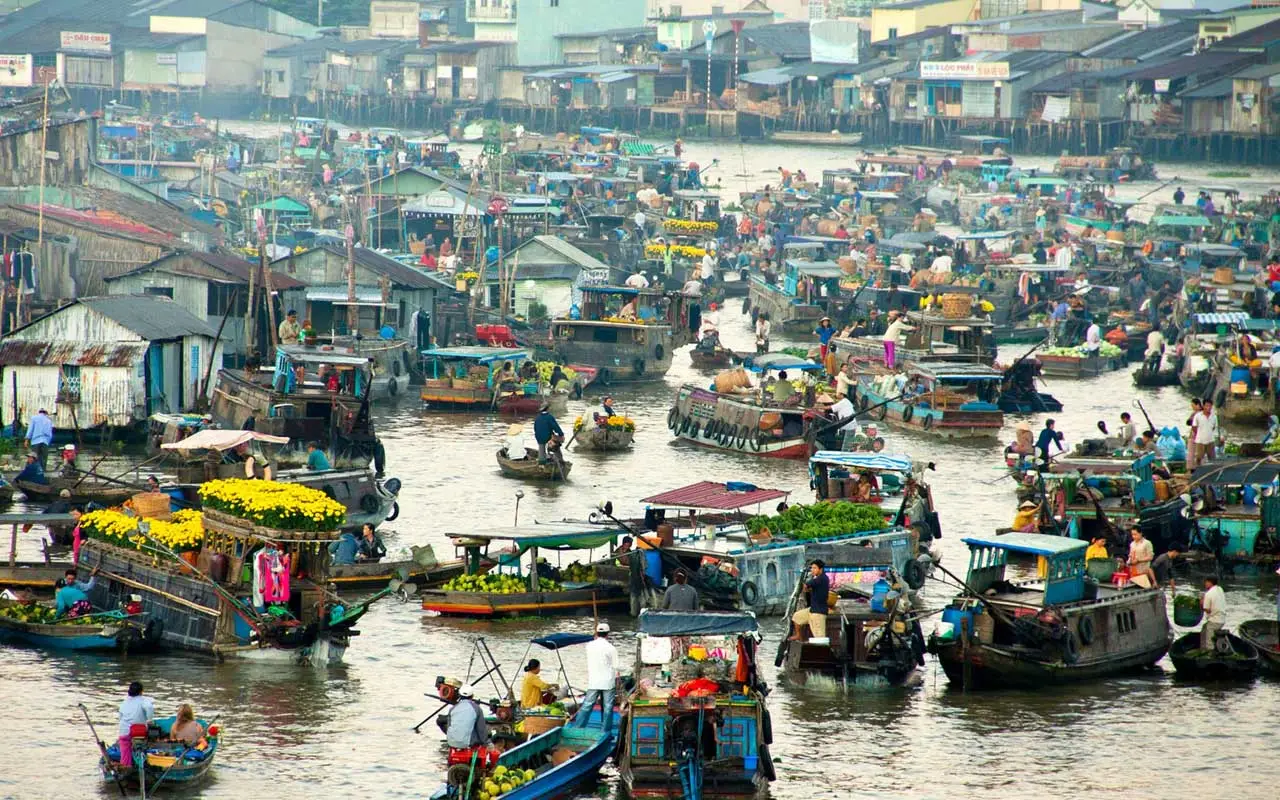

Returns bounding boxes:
[571,425,634,452]
[328,545,467,593]
[16,477,138,506]
[496,448,572,481]
[689,346,741,369]
[0,599,160,652]
[1168,631,1260,681]
[102,716,220,789]
[1237,619,1280,676]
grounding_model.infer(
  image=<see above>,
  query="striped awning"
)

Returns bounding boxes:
[1193,312,1250,326]
[810,452,914,473]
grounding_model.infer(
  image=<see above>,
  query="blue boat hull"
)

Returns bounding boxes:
[0,628,124,650]
[101,716,218,787]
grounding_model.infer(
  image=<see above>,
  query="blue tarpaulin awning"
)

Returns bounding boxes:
[637,610,759,636]
[532,633,595,650]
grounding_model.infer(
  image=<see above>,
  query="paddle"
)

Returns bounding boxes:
[148,713,221,794]
[77,702,128,799]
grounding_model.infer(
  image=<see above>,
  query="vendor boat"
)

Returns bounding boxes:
[998,358,1063,413]
[0,598,160,652]
[689,336,742,370]
[16,476,139,506]
[1168,631,1259,681]
[496,446,572,481]
[419,523,629,618]
[1199,346,1275,424]
[419,346,566,415]
[329,544,465,593]
[747,243,843,333]
[1036,346,1126,378]
[99,714,219,790]
[853,363,1004,439]
[550,286,690,382]
[830,310,997,369]
[569,416,635,452]
[1237,620,1280,676]
[929,533,1171,688]
[618,610,775,798]
[209,344,382,471]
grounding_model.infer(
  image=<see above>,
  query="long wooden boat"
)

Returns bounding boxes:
[421,585,627,617]
[432,721,615,800]
[1237,619,1280,676]
[101,716,219,789]
[669,384,839,459]
[771,130,863,147]
[496,448,572,481]
[0,561,67,593]
[419,346,565,415]
[930,534,1171,688]
[0,599,160,652]
[1201,350,1275,424]
[328,545,466,593]
[689,344,740,369]
[1169,631,1259,680]
[16,477,137,506]
[1037,351,1126,378]
[854,363,1004,440]
[550,287,690,382]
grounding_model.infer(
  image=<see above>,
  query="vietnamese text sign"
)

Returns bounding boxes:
[920,61,1009,80]
[60,31,111,53]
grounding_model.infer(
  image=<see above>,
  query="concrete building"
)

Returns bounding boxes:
[0,294,225,432]
[484,235,613,319]
[870,0,977,43]
[468,0,648,65]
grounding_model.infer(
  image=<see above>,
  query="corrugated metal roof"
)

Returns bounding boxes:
[0,339,147,367]
[299,245,453,291]
[640,481,790,511]
[79,295,219,340]
[1124,51,1259,82]
[1082,20,1197,61]
[106,251,306,290]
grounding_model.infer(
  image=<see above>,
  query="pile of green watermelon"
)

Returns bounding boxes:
[747,502,887,541]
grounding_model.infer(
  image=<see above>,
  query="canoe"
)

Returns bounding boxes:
[571,426,634,453]
[1237,619,1280,676]
[432,714,616,800]
[421,585,628,618]
[328,546,467,592]
[1168,631,1260,681]
[16,477,138,506]
[689,347,740,369]
[102,716,219,788]
[496,448,572,481]
[0,599,161,652]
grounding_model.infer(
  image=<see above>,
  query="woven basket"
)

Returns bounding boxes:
[940,294,970,319]
[131,492,172,520]
[1213,266,1234,285]
[522,714,567,737]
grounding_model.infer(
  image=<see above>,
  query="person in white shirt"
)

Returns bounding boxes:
[897,251,914,271]
[1054,243,1074,270]
[625,271,649,289]
[1083,322,1102,353]
[834,363,855,399]
[1145,329,1166,368]
[1194,399,1221,465]
[1117,412,1136,446]
[929,253,953,274]
[681,278,703,297]
[573,623,617,734]
[755,314,772,353]
[116,681,156,768]
[1269,344,1280,385]
[632,210,647,236]
[700,251,716,282]
[882,311,913,368]
[1200,576,1226,648]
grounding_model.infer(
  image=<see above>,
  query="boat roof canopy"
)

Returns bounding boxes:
[745,352,823,372]
[784,260,843,278]
[420,346,530,363]
[914,362,1004,381]
[448,522,623,551]
[1190,459,1280,486]
[640,480,789,510]
[277,346,371,367]
[954,230,1016,240]
[532,632,595,650]
[160,430,290,452]
[809,451,913,473]
[962,533,1088,558]
[637,609,759,636]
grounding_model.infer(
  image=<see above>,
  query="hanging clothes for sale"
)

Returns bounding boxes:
[255,547,292,606]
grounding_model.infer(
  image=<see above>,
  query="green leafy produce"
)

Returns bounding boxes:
[443,573,562,593]
[1173,594,1201,612]
[1040,343,1123,359]
[747,502,888,541]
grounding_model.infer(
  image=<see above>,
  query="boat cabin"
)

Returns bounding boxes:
[963,534,1087,606]
[808,451,917,504]
[419,346,535,408]
[406,138,459,168]
[953,135,1011,157]
[670,189,721,222]
[553,287,685,381]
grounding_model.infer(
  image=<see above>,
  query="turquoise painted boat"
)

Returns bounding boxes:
[101,716,220,789]
[0,599,159,652]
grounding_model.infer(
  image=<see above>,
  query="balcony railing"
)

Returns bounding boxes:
[466,0,516,22]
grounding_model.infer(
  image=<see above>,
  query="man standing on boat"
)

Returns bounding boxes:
[533,404,565,463]
[1035,419,1065,468]
[574,624,617,735]
[661,570,699,611]
[446,685,489,750]
[1200,577,1226,649]
[24,407,53,471]
[789,560,830,641]
[115,681,156,770]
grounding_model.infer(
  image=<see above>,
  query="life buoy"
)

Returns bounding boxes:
[667,407,679,431]
[902,404,914,423]
[921,412,934,430]
[739,580,759,606]
[654,343,665,361]
[633,358,646,377]
[1062,630,1080,664]
[1077,615,1095,646]
[903,557,926,590]
[387,377,399,397]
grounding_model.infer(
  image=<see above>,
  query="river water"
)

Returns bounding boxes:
[5,139,1280,799]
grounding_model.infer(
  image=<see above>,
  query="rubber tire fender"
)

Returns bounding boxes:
[902,557,926,590]
[859,393,870,411]
[385,501,400,522]
[739,580,759,606]
[143,618,164,645]
[633,358,646,377]
[902,403,914,423]
[920,412,934,430]
[689,420,701,439]
[752,430,764,451]
[360,493,381,514]
[735,424,748,449]
[387,376,399,397]
[873,402,887,421]
[760,709,773,746]
[705,419,719,439]
[667,407,680,431]
[1077,615,1095,646]
[654,343,665,361]
[1062,630,1080,664]
[678,415,691,436]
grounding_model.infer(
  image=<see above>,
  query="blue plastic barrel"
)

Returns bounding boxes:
[644,550,664,586]
[1231,366,1251,384]
[870,578,890,612]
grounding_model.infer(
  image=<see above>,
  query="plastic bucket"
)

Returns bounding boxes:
[744,754,759,772]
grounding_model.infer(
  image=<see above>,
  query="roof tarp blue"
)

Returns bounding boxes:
[532,633,595,650]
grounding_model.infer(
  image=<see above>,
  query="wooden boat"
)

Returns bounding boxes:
[1168,631,1260,681]
[550,287,691,382]
[496,447,572,481]
[420,524,629,618]
[1201,348,1275,424]
[570,423,634,452]
[618,611,776,797]
[101,716,219,789]
[328,545,466,593]
[1037,350,1126,378]
[771,130,863,147]
[748,255,841,333]
[854,363,1004,439]
[1237,619,1280,676]
[16,477,138,506]
[1132,364,1181,387]
[0,481,15,505]
[929,534,1171,688]
[431,719,615,800]
[0,561,67,593]
[830,310,997,369]
[0,598,160,651]
[420,346,564,415]
[689,343,741,369]
[997,359,1062,413]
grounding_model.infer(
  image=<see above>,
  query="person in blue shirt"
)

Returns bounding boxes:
[533,405,564,463]
[24,408,54,470]
[328,531,360,565]
[815,317,836,360]
[55,568,96,617]
[14,452,47,485]
[306,442,332,471]
[1036,419,1065,467]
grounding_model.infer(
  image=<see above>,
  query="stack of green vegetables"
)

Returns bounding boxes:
[746,502,887,541]
[1040,343,1123,359]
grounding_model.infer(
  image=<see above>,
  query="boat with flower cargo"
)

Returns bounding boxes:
[420,524,629,618]
[79,479,388,664]
[569,414,635,452]
[550,286,691,383]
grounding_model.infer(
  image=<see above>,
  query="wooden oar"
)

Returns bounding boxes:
[77,702,128,798]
